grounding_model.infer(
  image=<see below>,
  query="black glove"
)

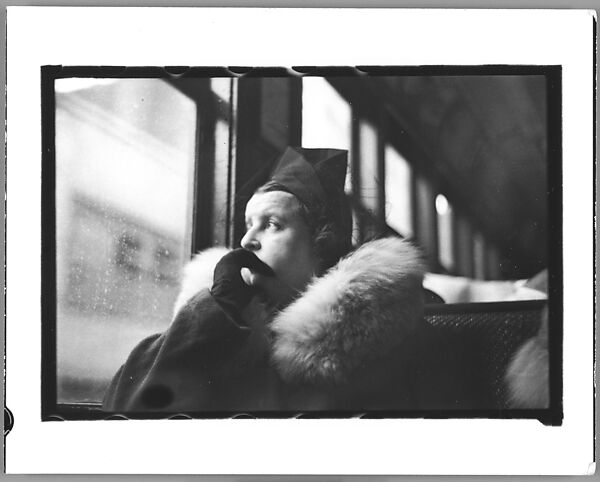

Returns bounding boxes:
[210,249,275,323]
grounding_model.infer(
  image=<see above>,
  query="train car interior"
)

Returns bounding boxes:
[50,70,558,419]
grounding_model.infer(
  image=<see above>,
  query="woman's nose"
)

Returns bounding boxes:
[241,230,261,251]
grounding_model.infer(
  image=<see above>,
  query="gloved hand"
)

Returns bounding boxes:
[210,248,275,322]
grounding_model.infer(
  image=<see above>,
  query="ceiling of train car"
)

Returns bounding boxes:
[376,75,549,276]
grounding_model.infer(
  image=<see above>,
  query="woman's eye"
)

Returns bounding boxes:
[267,219,281,229]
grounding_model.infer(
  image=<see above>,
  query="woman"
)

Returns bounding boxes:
[103,147,460,413]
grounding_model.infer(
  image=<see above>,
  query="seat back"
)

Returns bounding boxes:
[424,300,546,409]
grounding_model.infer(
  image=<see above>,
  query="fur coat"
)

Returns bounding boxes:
[505,306,549,408]
[103,237,464,414]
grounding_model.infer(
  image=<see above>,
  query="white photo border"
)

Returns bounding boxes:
[6,7,595,475]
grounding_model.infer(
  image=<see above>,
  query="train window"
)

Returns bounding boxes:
[358,120,379,215]
[115,233,142,274]
[55,78,197,403]
[154,244,178,284]
[384,145,413,237]
[473,231,487,280]
[210,77,232,103]
[207,77,237,247]
[213,118,231,245]
[415,174,437,265]
[486,244,501,279]
[301,77,352,194]
[436,194,454,272]
[302,77,359,243]
[455,213,474,277]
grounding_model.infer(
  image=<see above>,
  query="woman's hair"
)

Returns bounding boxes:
[255,181,348,274]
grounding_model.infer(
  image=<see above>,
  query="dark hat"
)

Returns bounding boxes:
[270,147,347,214]
[269,146,352,260]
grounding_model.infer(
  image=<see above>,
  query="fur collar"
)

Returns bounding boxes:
[172,247,229,318]
[505,306,549,408]
[174,238,425,385]
[271,238,425,384]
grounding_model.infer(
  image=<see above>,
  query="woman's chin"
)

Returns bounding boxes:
[261,281,298,308]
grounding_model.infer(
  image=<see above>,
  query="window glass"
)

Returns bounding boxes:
[473,231,487,280]
[301,78,352,193]
[55,78,197,403]
[415,174,437,262]
[436,194,454,271]
[359,121,379,214]
[384,145,413,237]
[210,77,232,103]
[455,214,474,277]
[213,118,230,245]
[209,77,236,246]
[486,244,501,280]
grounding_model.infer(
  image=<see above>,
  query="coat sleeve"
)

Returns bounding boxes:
[102,289,253,413]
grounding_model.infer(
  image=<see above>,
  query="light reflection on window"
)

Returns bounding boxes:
[55,78,196,403]
[384,145,413,237]
[436,194,454,272]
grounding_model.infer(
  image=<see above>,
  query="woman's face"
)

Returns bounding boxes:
[240,190,318,307]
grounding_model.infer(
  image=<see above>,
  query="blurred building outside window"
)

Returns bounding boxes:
[55,78,196,403]
[115,232,142,274]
